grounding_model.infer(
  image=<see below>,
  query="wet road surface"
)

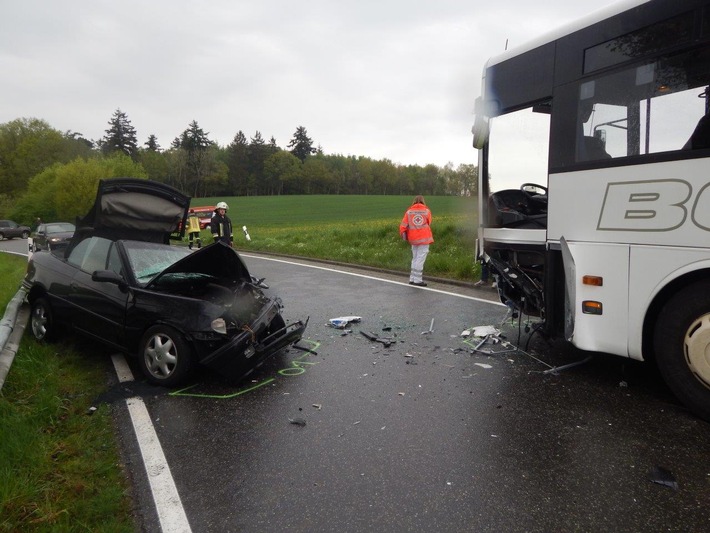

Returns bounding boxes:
[37,252,710,531]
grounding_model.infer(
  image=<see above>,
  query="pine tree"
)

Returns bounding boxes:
[144,134,161,152]
[288,126,316,162]
[248,131,267,195]
[226,131,249,195]
[101,109,138,159]
[172,121,214,196]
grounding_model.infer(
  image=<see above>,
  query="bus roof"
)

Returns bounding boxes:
[480,0,707,116]
[486,0,650,69]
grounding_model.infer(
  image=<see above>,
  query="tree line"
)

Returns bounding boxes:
[0,111,478,224]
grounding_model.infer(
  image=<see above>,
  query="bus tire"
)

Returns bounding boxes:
[653,280,710,422]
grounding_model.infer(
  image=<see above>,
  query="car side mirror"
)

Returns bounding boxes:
[92,270,128,291]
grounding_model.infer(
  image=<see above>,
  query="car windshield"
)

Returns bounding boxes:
[123,241,192,285]
[46,223,75,234]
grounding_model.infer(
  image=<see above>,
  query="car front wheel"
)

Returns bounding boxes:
[653,280,710,422]
[139,325,194,387]
[31,297,56,341]
[21,231,29,239]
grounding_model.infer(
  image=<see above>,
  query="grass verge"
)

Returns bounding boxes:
[0,253,133,533]
[190,195,484,282]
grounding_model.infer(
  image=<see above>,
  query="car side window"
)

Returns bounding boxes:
[107,242,123,276]
[67,237,113,273]
[80,237,112,273]
[67,238,92,268]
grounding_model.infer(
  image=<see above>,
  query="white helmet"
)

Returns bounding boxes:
[216,201,229,210]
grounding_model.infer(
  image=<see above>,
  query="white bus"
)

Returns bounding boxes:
[473,0,710,421]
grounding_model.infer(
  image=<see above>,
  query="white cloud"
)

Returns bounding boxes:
[0,0,620,165]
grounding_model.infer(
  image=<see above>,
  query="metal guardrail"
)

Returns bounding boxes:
[0,288,28,390]
[0,237,32,390]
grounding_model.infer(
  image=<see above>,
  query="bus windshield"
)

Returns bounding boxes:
[488,107,550,193]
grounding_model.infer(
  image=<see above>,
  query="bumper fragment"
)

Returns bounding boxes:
[201,317,308,378]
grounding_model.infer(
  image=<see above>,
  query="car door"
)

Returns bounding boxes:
[67,237,130,348]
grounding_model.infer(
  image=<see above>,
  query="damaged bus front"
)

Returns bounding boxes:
[473,0,710,421]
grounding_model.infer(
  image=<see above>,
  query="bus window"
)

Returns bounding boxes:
[488,106,550,193]
[564,47,710,166]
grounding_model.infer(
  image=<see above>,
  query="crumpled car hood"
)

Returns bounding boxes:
[147,242,252,288]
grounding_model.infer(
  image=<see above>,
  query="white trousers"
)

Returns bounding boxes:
[409,244,430,283]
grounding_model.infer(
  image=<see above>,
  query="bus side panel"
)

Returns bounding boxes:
[628,246,710,360]
[548,159,710,247]
[564,242,630,357]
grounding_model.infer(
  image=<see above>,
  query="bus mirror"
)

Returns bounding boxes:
[472,114,489,149]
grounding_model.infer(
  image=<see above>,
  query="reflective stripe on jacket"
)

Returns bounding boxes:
[400,203,433,245]
[211,212,233,242]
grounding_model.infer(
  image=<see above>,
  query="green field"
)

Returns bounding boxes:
[191,195,482,281]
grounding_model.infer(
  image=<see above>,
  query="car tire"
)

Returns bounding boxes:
[139,325,194,387]
[31,297,56,341]
[0,232,4,240]
[653,280,710,422]
[21,231,29,239]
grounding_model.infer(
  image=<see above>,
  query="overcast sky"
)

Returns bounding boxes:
[1,0,622,169]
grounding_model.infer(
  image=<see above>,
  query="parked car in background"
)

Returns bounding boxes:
[31,222,76,252]
[22,178,306,387]
[0,220,31,240]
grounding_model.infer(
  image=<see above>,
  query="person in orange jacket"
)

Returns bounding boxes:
[400,195,434,287]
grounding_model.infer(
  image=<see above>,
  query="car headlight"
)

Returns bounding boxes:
[211,318,227,335]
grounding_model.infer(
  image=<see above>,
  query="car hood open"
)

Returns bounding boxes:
[147,242,252,287]
[69,178,191,250]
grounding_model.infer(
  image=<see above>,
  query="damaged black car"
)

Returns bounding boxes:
[22,178,307,386]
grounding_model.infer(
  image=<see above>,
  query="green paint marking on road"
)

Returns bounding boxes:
[169,377,277,399]
[169,339,321,399]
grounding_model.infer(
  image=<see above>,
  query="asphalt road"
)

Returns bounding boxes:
[2,240,709,532]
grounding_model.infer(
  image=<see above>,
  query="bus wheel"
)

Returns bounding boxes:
[653,281,710,422]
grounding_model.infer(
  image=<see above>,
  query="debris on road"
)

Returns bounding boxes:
[542,355,593,375]
[471,325,500,337]
[289,417,307,427]
[292,341,318,355]
[649,465,678,490]
[421,318,435,335]
[360,330,395,348]
[329,316,362,328]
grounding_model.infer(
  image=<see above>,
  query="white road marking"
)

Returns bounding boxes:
[241,253,506,306]
[111,354,192,533]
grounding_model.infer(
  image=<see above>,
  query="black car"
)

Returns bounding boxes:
[31,222,76,252]
[23,178,307,386]
[0,219,31,240]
